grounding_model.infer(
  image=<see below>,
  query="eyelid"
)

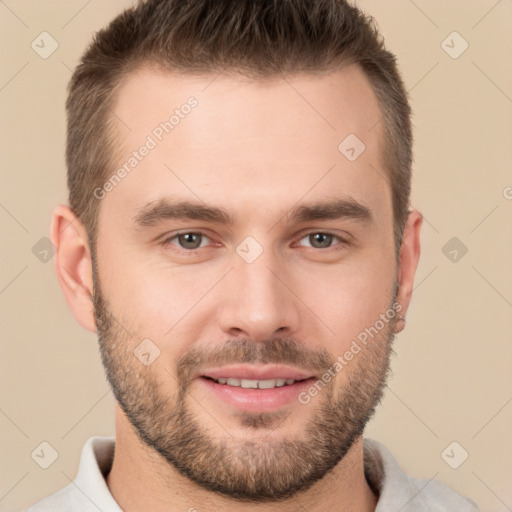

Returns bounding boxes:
[294,228,351,244]
[159,229,351,251]
[160,230,215,249]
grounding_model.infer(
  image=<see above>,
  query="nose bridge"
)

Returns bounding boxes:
[218,245,300,340]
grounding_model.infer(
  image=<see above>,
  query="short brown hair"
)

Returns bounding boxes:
[66,0,412,254]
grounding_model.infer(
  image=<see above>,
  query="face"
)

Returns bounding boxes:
[92,64,401,501]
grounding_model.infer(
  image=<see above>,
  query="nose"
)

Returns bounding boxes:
[218,249,301,342]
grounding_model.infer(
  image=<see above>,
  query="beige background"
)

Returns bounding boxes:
[1,1,511,510]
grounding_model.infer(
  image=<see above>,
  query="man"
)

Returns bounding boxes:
[27,0,481,510]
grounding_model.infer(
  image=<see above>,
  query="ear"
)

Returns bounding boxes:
[393,209,422,334]
[51,205,96,332]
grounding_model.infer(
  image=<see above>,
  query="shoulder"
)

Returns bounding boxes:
[363,438,482,512]
[23,484,86,512]
[24,436,119,512]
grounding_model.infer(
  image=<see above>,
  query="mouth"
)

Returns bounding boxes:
[196,365,317,413]
[203,376,307,389]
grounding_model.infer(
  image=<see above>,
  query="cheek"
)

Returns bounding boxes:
[114,275,186,341]
[100,256,225,358]
[298,251,396,350]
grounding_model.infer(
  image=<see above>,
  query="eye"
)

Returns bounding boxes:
[298,232,347,249]
[164,232,211,250]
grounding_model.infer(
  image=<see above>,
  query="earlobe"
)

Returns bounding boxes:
[393,209,423,334]
[51,205,97,333]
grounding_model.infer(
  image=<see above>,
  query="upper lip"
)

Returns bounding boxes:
[199,365,314,381]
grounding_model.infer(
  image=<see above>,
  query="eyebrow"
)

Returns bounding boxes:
[134,199,234,227]
[133,197,373,228]
[287,198,373,225]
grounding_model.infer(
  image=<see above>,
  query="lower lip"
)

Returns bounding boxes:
[198,377,315,412]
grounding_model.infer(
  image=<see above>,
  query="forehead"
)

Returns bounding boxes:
[102,64,390,227]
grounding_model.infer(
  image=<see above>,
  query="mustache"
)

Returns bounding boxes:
[175,337,336,388]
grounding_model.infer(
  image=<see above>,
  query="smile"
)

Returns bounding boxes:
[209,377,300,389]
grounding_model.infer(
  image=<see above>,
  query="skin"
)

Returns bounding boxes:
[52,63,422,512]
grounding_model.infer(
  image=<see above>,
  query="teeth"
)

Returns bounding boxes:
[241,379,258,389]
[215,378,297,389]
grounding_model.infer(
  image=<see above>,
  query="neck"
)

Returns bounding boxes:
[106,407,378,512]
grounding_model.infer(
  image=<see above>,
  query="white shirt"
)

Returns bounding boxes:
[25,436,481,511]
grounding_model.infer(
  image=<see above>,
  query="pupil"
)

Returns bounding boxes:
[180,233,200,249]
[311,233,332,248]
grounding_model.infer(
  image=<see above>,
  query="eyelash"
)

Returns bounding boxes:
[160,230,350,253]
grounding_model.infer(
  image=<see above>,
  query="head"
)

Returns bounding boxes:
[53,0,422,503]
[66,0,414,253]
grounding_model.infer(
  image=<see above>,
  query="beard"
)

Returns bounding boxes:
[92,262,397,502]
